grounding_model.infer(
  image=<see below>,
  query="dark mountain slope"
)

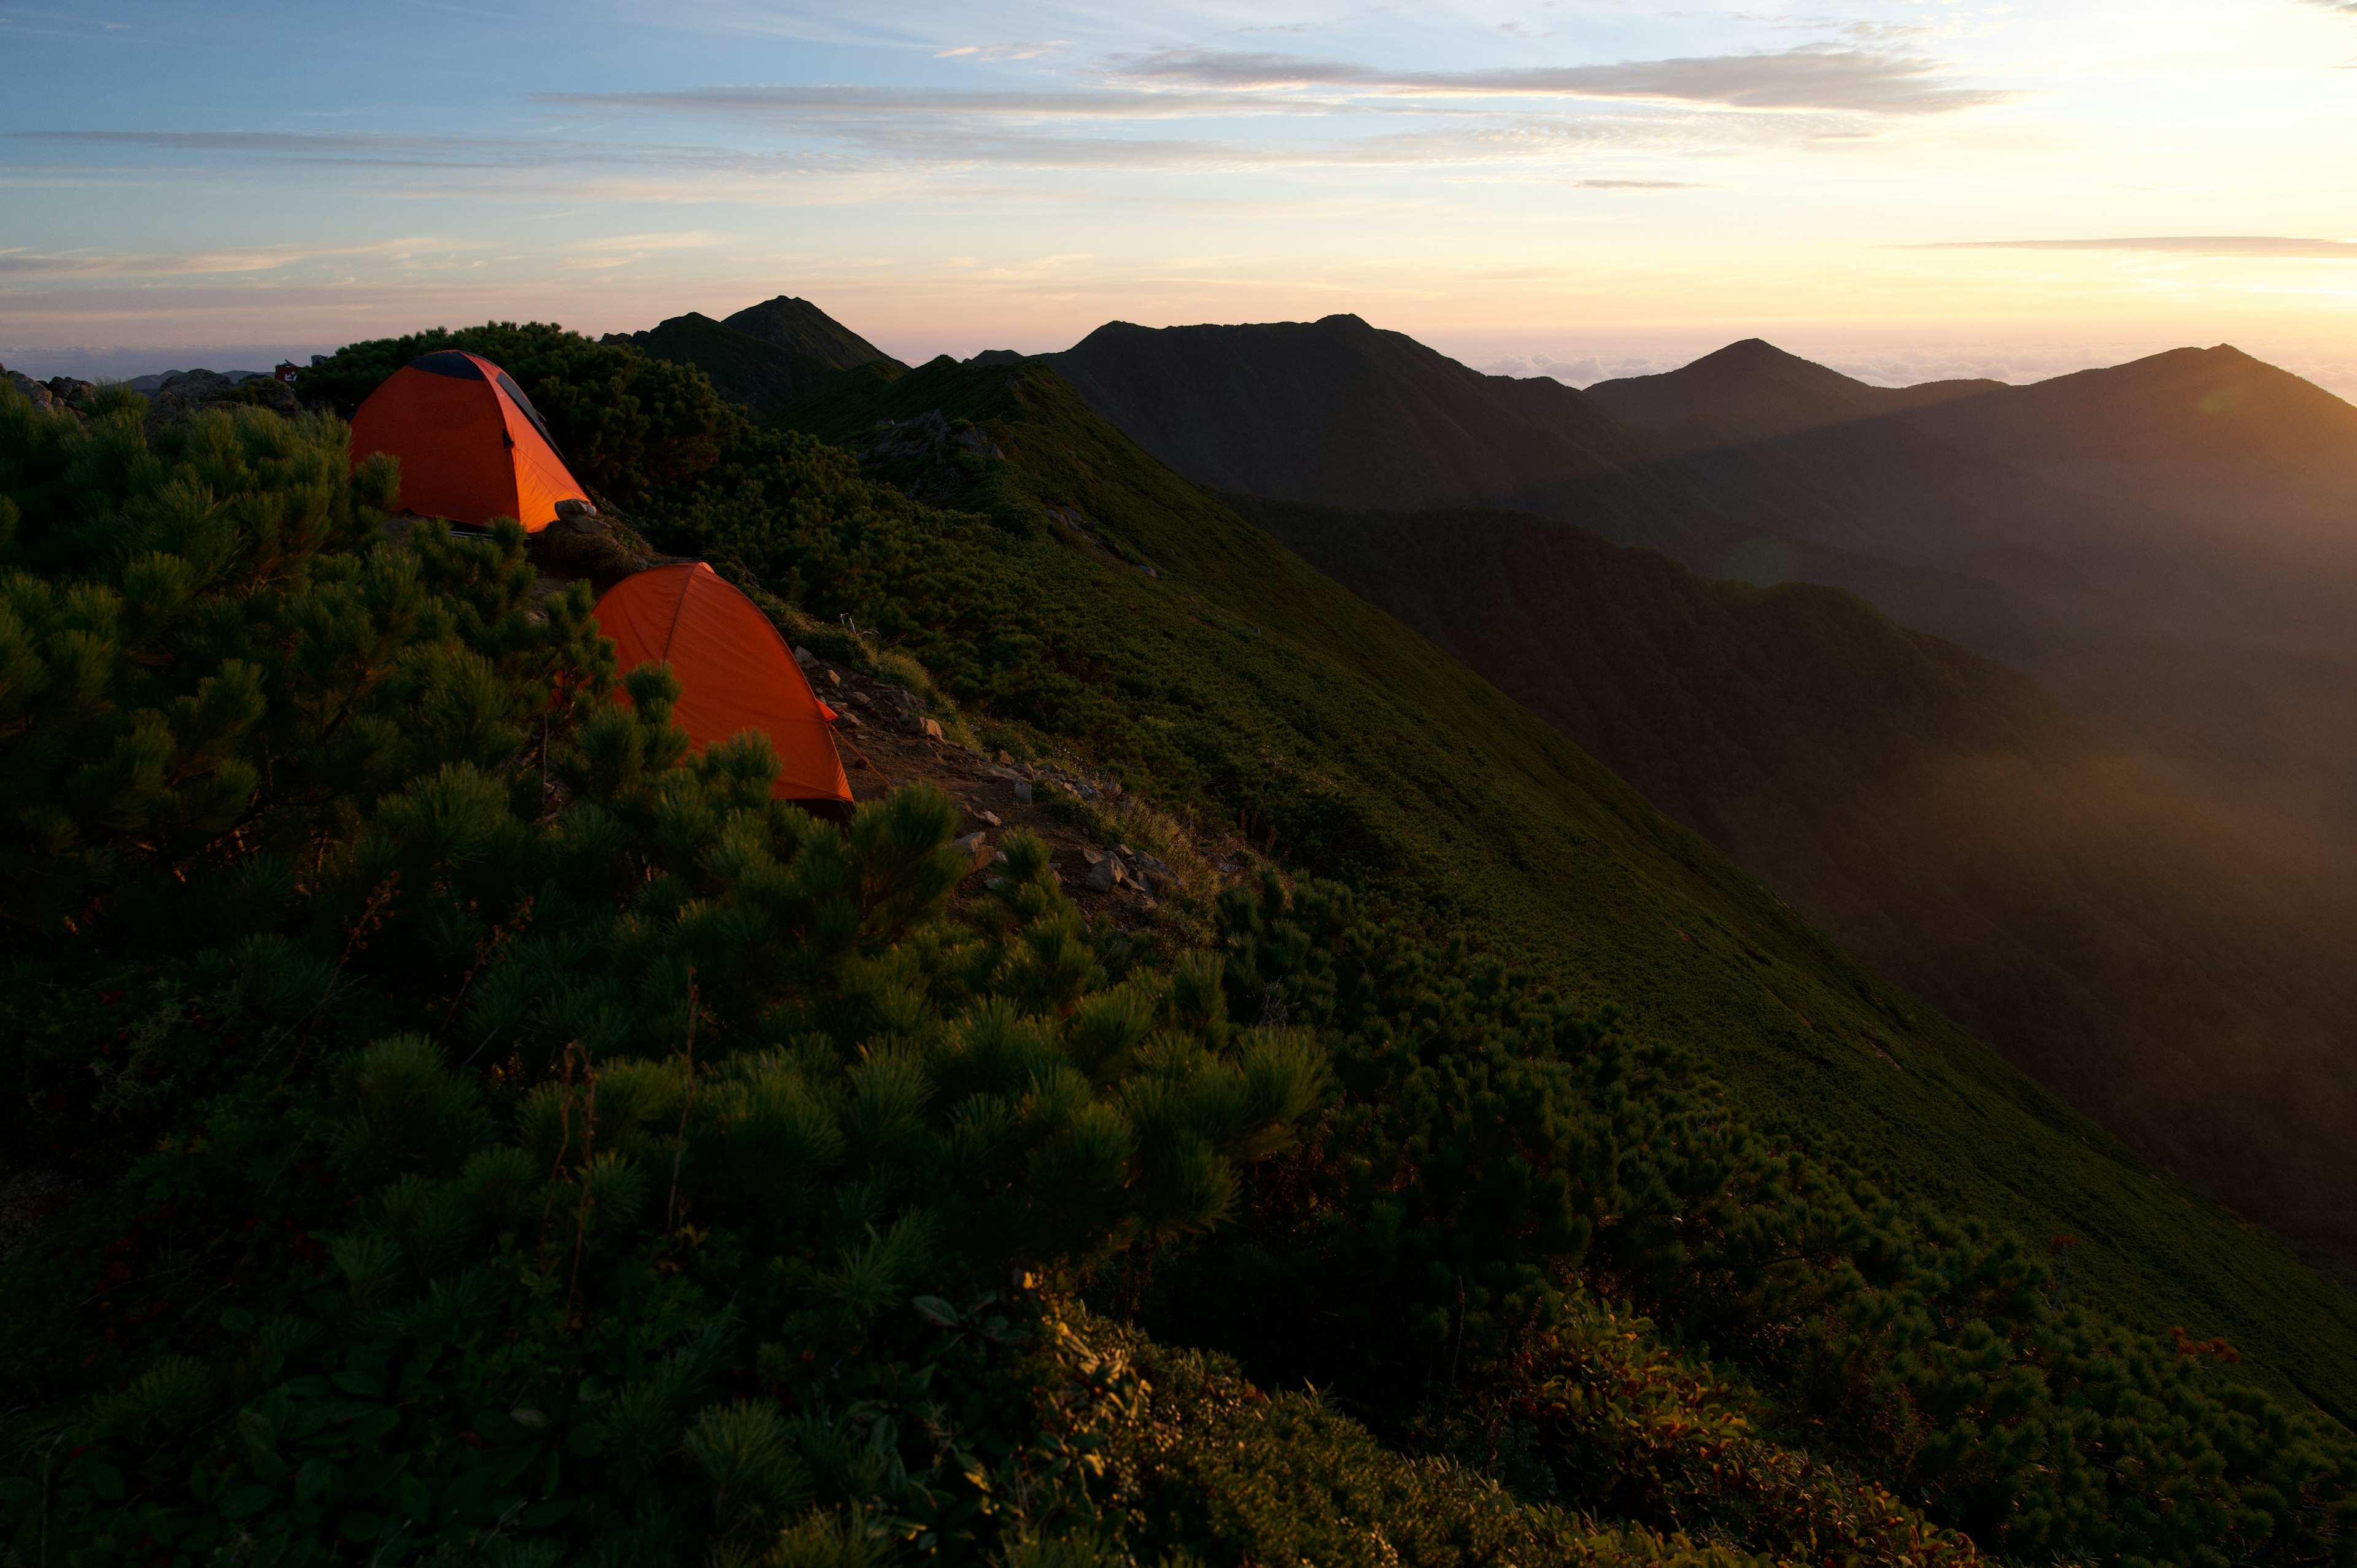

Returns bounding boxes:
[603,295,902,417]
[1915,342,2357,480]
[1067,317,2357,856]
[1225,492,2357,1277]
[780,354,2357,1411]
[1051,315,1687,531]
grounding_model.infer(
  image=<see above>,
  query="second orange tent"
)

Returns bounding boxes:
[349,350,590,529]
[592,563,855,816]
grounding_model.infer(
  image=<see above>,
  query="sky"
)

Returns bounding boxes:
[5,0,2357,392]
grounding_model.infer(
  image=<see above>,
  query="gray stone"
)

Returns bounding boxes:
[1013,781,1033,805]
[5,371,56,411]
[1085,859,1118,893]
[793,646,817,666]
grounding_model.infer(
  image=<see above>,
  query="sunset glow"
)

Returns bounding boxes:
[6,0,2356,388]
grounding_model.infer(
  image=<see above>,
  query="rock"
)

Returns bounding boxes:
[980,811,1002,828]
[1136,854,1171,876]
[954,832,989,871]
[850,691,873,708]
[920,717,944,741]
[525,506,644,590]
[44,377,93,407]
[1013,781,1032,805]
[5,371,56,412]
[144,368,302,428]
[994,849,1010,865]
[793,646,817,666]
[832,709,861,728]
[996,751,1015,765]
[1085,859,1118,893]
[985,876,1008,894]
[826,670,842,687]
[1081,847,1105,866]
[1136,895,1159,913]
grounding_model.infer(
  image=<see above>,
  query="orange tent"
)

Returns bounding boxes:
[592,563,854,815]
[349,350,588,530]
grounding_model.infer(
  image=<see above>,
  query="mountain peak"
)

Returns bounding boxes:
[1920,341,2357,469]
[1587,339,1892,446]
[720,295,900,371]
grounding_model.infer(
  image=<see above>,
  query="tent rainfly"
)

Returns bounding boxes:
[592,563,855,816]
[349,350,589,530]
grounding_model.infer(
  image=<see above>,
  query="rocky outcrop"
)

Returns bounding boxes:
[141,369,308,430]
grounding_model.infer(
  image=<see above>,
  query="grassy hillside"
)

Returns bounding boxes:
[9,338,2350,1568]
[1218,492,2357,1282]
[779,353,2357,1417]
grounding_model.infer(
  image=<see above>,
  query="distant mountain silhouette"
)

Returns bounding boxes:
[1609,343,2357,841]
[1914,343,2357,476]
[604,296,901,417]
[1589,338,1999,450]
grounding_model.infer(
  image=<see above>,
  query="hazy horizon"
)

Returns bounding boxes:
[11,319,2357,405]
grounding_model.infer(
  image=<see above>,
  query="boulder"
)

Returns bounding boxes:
[525,502,647,590]
[1012,781,1033,805]
[143,368,302,428]
[919,717,945,741]
[1085,859,1118,893]
[4,371,56,412]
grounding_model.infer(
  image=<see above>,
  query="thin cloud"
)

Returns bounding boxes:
[1914,236,2357,258]
[1110,45,2011,115]
[935,42,1068,62]
[1573,178,1708,189]
[540,84,1366,121]
[0,238,441,277]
